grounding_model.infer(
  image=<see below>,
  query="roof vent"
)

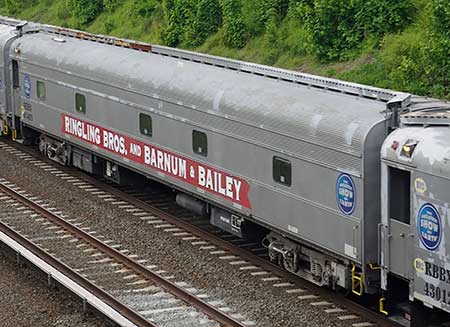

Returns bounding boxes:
[52,37,66,43]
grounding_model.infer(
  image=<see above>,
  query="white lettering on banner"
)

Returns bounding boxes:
[144,145,187,179]
[197,166,243,201]
[61,114,252,208]
[64,116,101,145]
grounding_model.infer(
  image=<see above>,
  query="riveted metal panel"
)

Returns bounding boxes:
[11,28,399,272]
[11,31,388,177]
[381,119,450,312]
[411,172,450,313]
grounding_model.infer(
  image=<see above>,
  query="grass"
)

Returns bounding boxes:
[3,0,448,99]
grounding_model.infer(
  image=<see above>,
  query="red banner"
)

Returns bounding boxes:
[61,114,252,209]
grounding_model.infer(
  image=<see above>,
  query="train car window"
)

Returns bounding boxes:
[193,130,207,156]
[139,113,152,137]
[75,93,86,114]
[37,81,46,100]
[389,167,410,224]
[12,60,19,89]
[273,156,292,186]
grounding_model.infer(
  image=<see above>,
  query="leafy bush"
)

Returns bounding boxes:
[221,0,248,48]
[130,0,160,18]
[0,0,37,15]
[161,0,196,46]
[422,0,450,97]
[161,0,221,47]
[103,0,121,11]
[294,0,416,61]
[355,0,416,36]
[424,38,450,97]
[54,0,72,22]
[192,0,222,46]
[431,0,450,36]
[258,0,290,27]
[103,16,115,33]
[261,14,280,64]
[69,0,103,26]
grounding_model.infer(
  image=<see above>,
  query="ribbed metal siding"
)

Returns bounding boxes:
[17,32,387,175]
[162,101,363,174]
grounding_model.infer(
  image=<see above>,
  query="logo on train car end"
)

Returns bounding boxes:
[24,75,31,98]
[418,203,442,251]
[414,178,427,194]
[414,258,426,273]
[336,173,356,215]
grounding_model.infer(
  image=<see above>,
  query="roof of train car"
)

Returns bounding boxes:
[0,25,13,34]
[12,30,389,162]
[383,125,450,177]
[411,126,450,177]
[0,24,19,63]
[0,24,17,44]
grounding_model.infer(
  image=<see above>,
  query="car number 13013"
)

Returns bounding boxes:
[424,282,450,305]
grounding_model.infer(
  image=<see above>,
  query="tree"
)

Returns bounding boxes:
[355,0,416,37]
[423,0,450,97]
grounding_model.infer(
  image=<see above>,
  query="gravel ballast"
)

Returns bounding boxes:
[0,141,375,327]
[0,245,105,327]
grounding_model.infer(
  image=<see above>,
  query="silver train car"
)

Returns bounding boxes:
[381,104,450,324]
[1,18,449,326]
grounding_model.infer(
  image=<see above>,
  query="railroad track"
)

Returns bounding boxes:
[108,181,269,257]
[0,138,401,327]
[92,182,401,327]
[0,178,250,327]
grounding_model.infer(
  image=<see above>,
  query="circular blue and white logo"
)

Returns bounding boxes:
[24,75,31,98]
[336,173,356,215]
[417,203,442,251]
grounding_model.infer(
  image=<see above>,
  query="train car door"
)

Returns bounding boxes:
[11,59,20,107]
[0,26,17,133]
[0,49,5,131]
[9,58,21,133]
[381,165,414,280]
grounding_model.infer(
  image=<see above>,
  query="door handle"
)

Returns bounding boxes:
[352,225,359,257]
[377,223,382,263]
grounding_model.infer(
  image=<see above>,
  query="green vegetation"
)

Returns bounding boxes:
[0,0,448,98]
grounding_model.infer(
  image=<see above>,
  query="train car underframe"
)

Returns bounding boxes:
[34,129,356,291]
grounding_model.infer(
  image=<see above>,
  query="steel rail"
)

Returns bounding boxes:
[0,184,154,327]
[0,180,246,327]
[74,173,401,327]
